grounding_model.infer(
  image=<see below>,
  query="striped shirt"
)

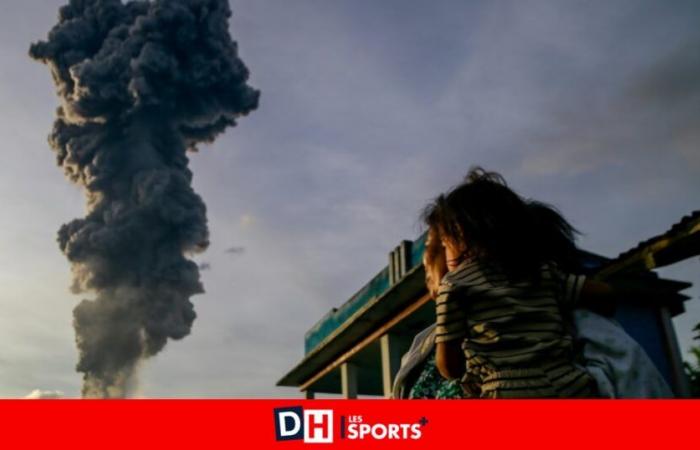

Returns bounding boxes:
[434,259,596,398]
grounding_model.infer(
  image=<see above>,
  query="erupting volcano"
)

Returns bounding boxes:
[30,0,259,397]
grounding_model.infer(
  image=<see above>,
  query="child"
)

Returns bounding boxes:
[422,168,646,398]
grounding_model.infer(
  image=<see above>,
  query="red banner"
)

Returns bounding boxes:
[0,400,696,448]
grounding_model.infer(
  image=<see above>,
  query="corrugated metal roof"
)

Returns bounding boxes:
[614,210,699,262]
[598,210,700,276]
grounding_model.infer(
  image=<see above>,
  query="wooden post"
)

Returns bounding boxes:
[381,333,402,398]
[388,247,397,285]
[340,362,358,399]
[658,306,691,397]
[393,249,401,284]
[398,240,412,278]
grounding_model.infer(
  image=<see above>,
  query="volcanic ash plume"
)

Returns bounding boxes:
[29,0,259,397]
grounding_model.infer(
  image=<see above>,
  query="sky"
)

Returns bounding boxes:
[0,0,698,398]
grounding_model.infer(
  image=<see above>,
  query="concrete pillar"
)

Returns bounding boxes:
[381,333,402,398]
[340,362,358,399]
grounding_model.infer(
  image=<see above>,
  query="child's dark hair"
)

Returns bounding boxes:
[422,167,581,280]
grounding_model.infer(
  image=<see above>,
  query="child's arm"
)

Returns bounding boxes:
[578,280,616,317]
[436,340,466,380]
[433,283,469,380]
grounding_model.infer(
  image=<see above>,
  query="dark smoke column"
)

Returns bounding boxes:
[30,0,259,397]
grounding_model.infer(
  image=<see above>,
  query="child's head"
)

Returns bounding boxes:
[422,167,580,280]
[423,226,447,298]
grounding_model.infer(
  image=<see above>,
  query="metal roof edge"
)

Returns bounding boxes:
[276,264,426,387]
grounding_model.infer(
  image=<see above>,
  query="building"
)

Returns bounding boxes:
[277,211,700,398]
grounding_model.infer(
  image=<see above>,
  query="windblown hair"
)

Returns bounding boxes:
[422,167,580,282]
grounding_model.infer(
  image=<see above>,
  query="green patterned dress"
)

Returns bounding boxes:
[407,350,465,399]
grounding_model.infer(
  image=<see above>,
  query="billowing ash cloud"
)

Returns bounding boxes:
[29,0,259,398]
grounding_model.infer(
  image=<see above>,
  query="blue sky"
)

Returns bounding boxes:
[0,0,698,397]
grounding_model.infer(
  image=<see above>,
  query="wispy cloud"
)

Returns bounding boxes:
[224,246,246,255]
[24,389,64,399]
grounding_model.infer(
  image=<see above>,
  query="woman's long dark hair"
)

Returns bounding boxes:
[422,167,581,281]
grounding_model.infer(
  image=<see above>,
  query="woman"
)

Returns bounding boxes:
[392,315,673,399]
